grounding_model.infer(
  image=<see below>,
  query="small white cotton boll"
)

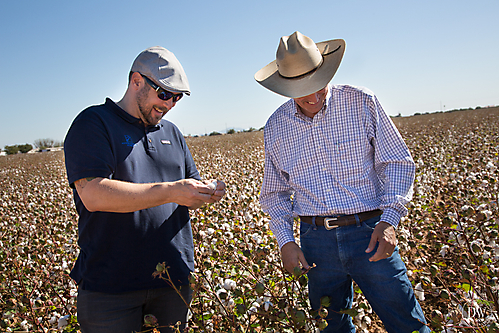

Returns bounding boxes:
[207,180,218,190]
[440,245,450,257]
[223,278,236,291]
[58,315,70,329]
[414,283,425,301]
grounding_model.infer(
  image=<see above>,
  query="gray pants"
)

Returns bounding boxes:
[77,286,192,333]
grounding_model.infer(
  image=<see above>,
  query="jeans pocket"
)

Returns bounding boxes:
[361,218,378,231]
[300,223,315,238]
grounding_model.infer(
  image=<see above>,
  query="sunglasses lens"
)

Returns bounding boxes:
[157,90,182,103]
[156,91,168,101]
[173,93,183,102]
[143,76,183,103]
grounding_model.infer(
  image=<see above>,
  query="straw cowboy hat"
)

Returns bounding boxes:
[254,31,345,98]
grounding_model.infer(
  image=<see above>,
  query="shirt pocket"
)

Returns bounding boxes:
[332,138,369,181]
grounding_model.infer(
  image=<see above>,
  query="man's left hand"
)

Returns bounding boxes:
[205,179,226,203]
[365,221,397,262]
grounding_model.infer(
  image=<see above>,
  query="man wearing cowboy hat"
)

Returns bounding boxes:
[256,32,428,332]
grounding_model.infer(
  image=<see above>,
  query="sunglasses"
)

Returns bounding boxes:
[142,75,183,103]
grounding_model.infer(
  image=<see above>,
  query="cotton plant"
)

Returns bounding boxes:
[3,110,499,332]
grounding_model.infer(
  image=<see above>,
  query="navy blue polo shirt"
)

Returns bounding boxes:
[64,98,200,293]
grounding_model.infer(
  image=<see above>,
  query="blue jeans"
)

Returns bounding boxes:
[77,285,192,333]
[300,216,429,333]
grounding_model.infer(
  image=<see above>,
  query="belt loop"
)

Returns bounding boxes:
[312,216,318,230]
[354,214,360,227]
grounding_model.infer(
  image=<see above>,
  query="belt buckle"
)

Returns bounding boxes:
[324,217,339,230]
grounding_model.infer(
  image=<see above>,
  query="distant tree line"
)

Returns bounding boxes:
[3,144,33,155]
[33,138,63,149]
[390,105,495,118]
[191,127,265,138]
[2,138,63,155]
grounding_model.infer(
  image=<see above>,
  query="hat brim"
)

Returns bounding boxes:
[254,39,345,98]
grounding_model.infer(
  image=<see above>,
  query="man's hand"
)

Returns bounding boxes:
[280,242,310,275]
[203,179,226,205]
[74,177,219,213]
[174,179,217,209]
[365,221,397,262]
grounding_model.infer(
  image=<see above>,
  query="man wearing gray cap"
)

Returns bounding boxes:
[256,32,428,332]
[64,46,225,332]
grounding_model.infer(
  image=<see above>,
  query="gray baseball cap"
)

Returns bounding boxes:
[131,46,190,95]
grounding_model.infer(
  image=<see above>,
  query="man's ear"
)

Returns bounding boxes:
[130,72,144,90]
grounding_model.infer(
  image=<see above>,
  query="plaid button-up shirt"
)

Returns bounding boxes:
[259,85,415,249]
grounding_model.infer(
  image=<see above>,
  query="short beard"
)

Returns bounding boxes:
[136,85,157,126]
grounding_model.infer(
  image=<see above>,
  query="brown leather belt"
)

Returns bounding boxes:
[299,210,382,230]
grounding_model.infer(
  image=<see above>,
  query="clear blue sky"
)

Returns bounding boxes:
[1,0,498,149]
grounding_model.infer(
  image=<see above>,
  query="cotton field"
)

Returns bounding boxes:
[1,107,498,332]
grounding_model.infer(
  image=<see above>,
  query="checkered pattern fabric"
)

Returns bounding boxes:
[259,85,415,248]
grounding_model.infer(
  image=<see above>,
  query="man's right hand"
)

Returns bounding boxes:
[173,178,216,209]
[280,242,310,275]
[74,177,215,213]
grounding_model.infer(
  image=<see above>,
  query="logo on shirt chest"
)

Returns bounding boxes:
[122,135,135,147]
